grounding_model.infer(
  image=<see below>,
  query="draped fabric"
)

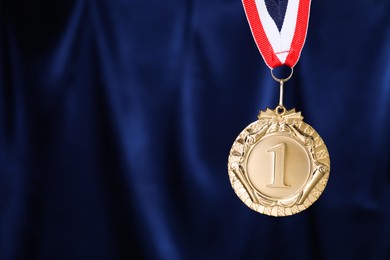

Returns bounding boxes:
[1,0,389,259]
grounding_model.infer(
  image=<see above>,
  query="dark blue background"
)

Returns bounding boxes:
[1,0,389,259]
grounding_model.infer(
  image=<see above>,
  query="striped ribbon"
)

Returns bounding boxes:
[242,0,311,68]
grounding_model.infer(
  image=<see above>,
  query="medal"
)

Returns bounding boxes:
[228,0,330,216]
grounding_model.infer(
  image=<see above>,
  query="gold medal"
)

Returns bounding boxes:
[232,0,330,216]
[228,73,330,217]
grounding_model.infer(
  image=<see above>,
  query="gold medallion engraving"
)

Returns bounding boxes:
[228,107,330,217]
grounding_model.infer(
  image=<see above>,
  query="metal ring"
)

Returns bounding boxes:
[275,105,286,115]
[271,67,294,83]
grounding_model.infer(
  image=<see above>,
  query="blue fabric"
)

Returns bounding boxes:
[1,0,389,259]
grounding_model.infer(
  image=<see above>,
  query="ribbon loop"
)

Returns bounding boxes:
[243,0,311,68]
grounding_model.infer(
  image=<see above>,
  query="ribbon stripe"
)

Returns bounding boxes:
[242,0,311,68]
[264,0,288,31]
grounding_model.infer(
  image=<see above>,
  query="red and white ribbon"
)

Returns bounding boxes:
[242,0,311,68]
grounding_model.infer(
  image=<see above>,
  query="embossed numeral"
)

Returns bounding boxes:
[267,143,290,188]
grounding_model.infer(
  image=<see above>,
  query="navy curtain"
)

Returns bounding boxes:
[1,0,389,259]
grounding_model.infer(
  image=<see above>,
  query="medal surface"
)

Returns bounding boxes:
[228,107,330,216]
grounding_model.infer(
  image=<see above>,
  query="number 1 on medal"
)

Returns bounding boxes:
[267,143,290,188]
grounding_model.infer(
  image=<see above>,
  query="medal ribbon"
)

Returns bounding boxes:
[242,0,311,68]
